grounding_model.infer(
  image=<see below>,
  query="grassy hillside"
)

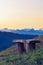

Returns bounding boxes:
[36,35,43,41]
[0,45,43,65]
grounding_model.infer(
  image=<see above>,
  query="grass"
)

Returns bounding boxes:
[0,46,43,65]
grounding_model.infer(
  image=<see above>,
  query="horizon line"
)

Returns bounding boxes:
[0,28,43,30]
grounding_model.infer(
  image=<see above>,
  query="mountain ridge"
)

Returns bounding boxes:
[0,28,43,35]
[0,31,38,52]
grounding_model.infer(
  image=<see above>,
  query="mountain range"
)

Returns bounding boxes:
[1,28,43,35]
[0,31,38,52]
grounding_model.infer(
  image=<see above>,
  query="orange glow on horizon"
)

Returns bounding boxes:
[0,0,43,29]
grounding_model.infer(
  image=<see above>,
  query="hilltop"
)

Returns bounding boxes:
[36,35,43,41]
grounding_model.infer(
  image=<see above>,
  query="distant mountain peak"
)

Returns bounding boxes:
[1,28,11,32]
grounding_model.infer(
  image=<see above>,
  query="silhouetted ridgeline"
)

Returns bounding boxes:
[0,31,38,51]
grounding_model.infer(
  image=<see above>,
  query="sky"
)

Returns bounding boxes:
[0,0,43,29]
